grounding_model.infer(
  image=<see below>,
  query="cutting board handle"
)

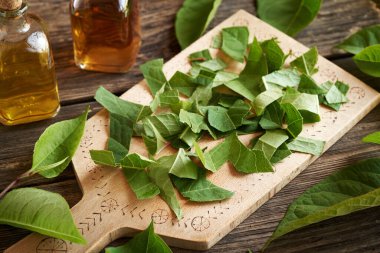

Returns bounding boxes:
[5,194,136,253]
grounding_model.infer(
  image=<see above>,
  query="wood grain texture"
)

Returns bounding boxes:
[24,0,380,105]
[1,0,380,252]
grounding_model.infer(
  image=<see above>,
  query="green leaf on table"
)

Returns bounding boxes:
[193,68,216,86]
[282,103,303,138]
[121,154,156,170]
[148,156,183,219]
[213,71,239,87]
[140,59,167,95]
[257,0,322,36]
[189,49,212,64]
[30,107,89,178]
[123,169,160,200]
[253,90,283,116]
[319,81,349,111]
[259,101,284,130]
[190,84,213,105]
[105,222,172,253]
[271,143,292,164]
[172,170,233,202]
[154,89,181,111]
[194,141,230,173]
[336,24,380,54]
[298,74,326,95]
[290,47,319,76]
[253,130,289,160]
[262,69,300,91]
[95,86,152,122]
[261,38,286,72]
[109,113,133,162]
[175,0,222,49]
[178,126,201,147]
[179,110,209,133]
[353,44,380,77]
[207,100,251,132]
[287,136,325,156]
[143,118,168,155]
[281,88,320,123]
[199,58,227,72]
[169,71,198,97]
[145,113,184,139]
[0,188,86,244]
[90,150,117,167]
[221,26,249,62]
[265,158,380,249]
[363,131,380,145]
[224,79,256,101]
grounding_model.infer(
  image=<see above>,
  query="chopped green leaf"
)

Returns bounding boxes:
[298,74,326,95]
[287,136,325,156]
[221,26,249,62]
[253,90,283,116]
[261,38,286,72]
[140,59,167,95]
[259,101,284,130]
[253,130,289,160]
[290,47,319,76]
[282,103,303,138]
[262,69,300,91]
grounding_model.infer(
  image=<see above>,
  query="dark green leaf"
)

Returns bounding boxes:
[105,222,172,253]
[261,38,286,72]
[259,101,284,130]
[175,0,222,49]
[353,44,380,77]
[31,107,88,178]
[257,0,322,36]
[253,130,289,160]
[253,90,283,116]
[271,143,292,164]
[172,170,233,202]
[282,103,303,138]
[336,24,380,54]
[265,158,380,249]
[0,188,86,244]
[109,113,133,162]
[298,74,326,95]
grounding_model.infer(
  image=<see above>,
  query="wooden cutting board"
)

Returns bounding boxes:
[6,10,380,253]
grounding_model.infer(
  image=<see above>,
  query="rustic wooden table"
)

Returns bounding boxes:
[1,0,380,252]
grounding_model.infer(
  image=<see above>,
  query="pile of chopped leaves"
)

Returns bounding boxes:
[90,26,349,219]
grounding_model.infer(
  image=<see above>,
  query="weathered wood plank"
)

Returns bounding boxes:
[23,0,380,105]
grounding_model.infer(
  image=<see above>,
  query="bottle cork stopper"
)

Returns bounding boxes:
[0,0,22,11]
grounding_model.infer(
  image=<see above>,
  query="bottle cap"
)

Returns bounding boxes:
[0,0,22,11]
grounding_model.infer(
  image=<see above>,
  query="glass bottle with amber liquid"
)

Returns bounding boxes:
[0,0,60,126]
[70,0,141,73]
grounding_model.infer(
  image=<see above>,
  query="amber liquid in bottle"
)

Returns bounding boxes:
[70,0,141,73]
[0,5,60,126]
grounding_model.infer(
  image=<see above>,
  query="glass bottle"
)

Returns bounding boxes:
[70,0,141,73]
[0,0,60,126]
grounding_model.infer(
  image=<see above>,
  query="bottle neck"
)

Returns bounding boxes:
[0,2,27,18]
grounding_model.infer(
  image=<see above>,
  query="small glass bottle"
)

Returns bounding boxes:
[70,0,141,73]
[0,0,60,126]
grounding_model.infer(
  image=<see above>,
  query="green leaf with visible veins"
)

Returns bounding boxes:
[0,188,86,244]
[145,113,184,139]
[175,0,222,49]
[169,71,198,97]
[121,154,156,170]
[264,158,380,249]
[172,170,233,202]
[252,90,283,116]
[290,47,319,76]
[221,26,249,62]
[95,86,152,122]
[261,38,286,72]
[271,143,292,164]
[140,59,167,95]
[257,0,322,36]
[298,74,326,95]
[143,118,168,155]
[105,222,172,253]
[282,103,303,138]
[108,113,133,162]
[253,130,289,160]
[353,44,380,77]
[259,101,284,130]
[336,24,380,54]
[262,69,300,91]
[179,110,209,133]
[30,107,89,178]
[287,136,325,156]
[363,131,380,145]
[90,150,117,167]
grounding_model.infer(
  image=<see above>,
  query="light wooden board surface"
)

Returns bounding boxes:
[6,10,380,253]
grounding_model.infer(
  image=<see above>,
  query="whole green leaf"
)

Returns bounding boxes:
[0,188,86,244]
[148,156,183,219]
[253,130,289,160]
[290,47,319,76]
[140,59,167,95]
[172,170,233,202]
[179,110,209,133]
[259,101,284,130]
[265,158,380,249]
[282,103,303,138]
[221,26,249,62]
[262,69,300,91]
[95,86,152,122]
[175,0,222,49]
[353,44,380,77]
[109,113,133,162]
[362,131,380,145]
[257,0,322,36]
[169,71,198,97]
[261,38,286,72]
[105,222,172,253]
[31,107,88,178]
[253,90,283,116]
[287,136,325,156]
[298,74,326,95]
[336,24,380,54]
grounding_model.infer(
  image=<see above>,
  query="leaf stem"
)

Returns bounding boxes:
[0,171,31,200]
